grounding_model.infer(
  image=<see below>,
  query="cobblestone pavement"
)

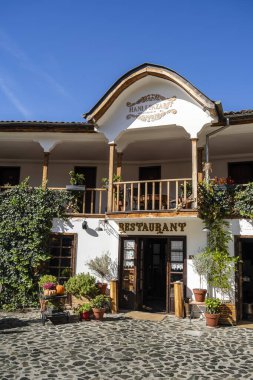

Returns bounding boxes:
[0,311,253,380]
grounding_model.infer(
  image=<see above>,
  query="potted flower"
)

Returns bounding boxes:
[43,282,57,296]
[91,294,111,320]
[205,297,221,327]
[38,275,57,296]
[191,251,211,302]
[77,303,92,321]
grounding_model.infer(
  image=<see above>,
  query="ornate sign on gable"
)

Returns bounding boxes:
[126,94,177,122]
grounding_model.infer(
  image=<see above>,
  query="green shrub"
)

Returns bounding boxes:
[64,273,98,300]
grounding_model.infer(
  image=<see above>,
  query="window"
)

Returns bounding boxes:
[228,161,253,184]
[0,166,20,186]
[47,234,76,284]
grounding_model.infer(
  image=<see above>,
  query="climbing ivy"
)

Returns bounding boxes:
[234,182,253,218]
[0,179,72,310]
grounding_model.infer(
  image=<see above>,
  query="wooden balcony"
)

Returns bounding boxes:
[111,178,195,215]
[0,179,196,217]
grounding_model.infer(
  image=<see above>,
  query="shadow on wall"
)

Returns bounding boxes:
[53,218,74,232]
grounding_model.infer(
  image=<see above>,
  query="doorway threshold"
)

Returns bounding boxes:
[124,311,166,322]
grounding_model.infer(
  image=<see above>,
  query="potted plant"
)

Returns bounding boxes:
[64,273,99,301]
[180,182,193,208]
[87,252,118,294]
[43,282,57,296]
[38,275,57,296]
[66,170,86,191]
[102,174,123,210]
[91,294,111,320]
[191,251,211,302]
[205,297,221,327]
[77,303,92,321]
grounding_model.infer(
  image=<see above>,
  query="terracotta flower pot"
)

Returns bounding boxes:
[80,311,90,321]
[92,308,106,320]
[193,289,207,302]
[96,283,107,295]
[205,313,220,328]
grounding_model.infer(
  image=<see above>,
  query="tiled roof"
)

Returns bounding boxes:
[224,110,253,116]
[0,120,95,132]
[0,120,92,125]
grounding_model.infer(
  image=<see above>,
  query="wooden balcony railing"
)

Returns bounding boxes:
[49,187,107,215]
[112,178,194,212]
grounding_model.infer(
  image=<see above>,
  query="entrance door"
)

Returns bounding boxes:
[142,238,166,312]
[119,236,186,313]
[75,166,97,213]
[236,237,253,320]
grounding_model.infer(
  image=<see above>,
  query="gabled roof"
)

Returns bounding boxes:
[83,63,218,122]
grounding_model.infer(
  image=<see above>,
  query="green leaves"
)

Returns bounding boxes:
[234,183,253,218]
[0,180,72,310]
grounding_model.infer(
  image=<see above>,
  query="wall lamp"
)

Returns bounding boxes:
[95,220,104,232]
[95,219,109,232]
[82,220,88,230]
[202,227,210,233]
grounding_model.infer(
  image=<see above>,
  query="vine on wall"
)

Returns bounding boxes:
[0,179,72,310]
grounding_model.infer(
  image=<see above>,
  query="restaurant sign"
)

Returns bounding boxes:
[126,94,177,122]
[119,222,186,234]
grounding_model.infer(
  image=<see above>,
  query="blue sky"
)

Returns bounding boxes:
[0,0,252,121]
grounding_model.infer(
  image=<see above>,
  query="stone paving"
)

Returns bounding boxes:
[0,310,253,380]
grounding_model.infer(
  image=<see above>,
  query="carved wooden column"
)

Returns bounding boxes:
[197,147,204,182]
[42,152,49,190]
[107,143,116,212]
[116,152,123,178]
[191,138,198,208]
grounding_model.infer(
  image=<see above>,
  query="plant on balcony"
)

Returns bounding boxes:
[66,171,86,212]
[234,182,253,218]
[0,179,72,311]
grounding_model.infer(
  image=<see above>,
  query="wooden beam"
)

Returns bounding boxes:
[116,152,123,178]
[107,143,116,212]
[197,147,204,182]
[191,138,198,208]
[42,152,49,190]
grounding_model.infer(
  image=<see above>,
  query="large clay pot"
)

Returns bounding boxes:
[193,289,207,302]
[92,308,106,321]
[205,313,220,328]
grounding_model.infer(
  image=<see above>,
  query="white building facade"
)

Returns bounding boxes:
[1,64,253,319]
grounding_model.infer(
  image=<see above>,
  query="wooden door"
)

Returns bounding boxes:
[75,166,97,213]
[119,238,137,310]
[166,237,186,313]
[139,166,161,193]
